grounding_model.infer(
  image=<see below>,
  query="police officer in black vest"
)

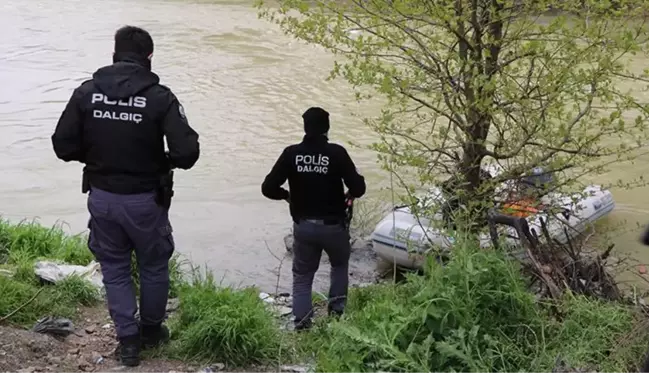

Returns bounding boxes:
[261,107,366,330]
[52,26,199,366]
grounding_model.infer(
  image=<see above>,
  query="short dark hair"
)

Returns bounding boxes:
[114,26,154,57]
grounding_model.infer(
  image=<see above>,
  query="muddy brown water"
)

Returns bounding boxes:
[2,0,649,292]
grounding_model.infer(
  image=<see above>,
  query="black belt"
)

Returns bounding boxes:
[301,218,342,225]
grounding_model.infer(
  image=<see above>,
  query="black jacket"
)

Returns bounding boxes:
[261,134,366,222]
[51,55,200,194]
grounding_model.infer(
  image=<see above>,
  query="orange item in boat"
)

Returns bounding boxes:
[501,198,540,218]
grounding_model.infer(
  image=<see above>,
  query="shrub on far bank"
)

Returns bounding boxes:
[168,269,284,367]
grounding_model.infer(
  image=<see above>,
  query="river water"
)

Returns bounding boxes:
[2,0,649,292]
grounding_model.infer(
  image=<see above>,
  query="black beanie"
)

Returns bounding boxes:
[302,107,330,135]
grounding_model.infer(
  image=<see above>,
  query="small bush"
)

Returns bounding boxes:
[169,269,282,367]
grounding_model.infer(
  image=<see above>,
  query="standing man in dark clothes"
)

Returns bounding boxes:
[261,107,366,330]
[51,25,200,367]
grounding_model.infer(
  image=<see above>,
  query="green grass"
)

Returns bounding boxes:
[0,219,94,268]
[0,275,101,326]
[166,269,284,367]
[285,242,649,372]
[160,241,649,371]
[542,294,648,371]
[0,218,185,326]
[0,218,101,326]
[0,218,647,372]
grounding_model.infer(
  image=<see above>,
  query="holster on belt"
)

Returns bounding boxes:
[81,171,90,194]
[155,169,175,209]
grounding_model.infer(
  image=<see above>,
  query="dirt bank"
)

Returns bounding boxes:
[0,307,193,373]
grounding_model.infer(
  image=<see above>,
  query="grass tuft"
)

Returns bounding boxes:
[0,218,100,326]
[0,275,101,326]
[0,217,184,326]
[0,219,94,267]
[542,294,649,371]
[167,269,283,367]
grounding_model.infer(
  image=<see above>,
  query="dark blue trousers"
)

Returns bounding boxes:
[292,220,351,324]
[87,187,175,339]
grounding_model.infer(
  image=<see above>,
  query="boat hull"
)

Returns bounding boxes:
[370,185,616,269]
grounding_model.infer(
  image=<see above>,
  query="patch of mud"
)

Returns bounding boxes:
[0,325,73,372]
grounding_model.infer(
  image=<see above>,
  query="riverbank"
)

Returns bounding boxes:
[1,218,649,372]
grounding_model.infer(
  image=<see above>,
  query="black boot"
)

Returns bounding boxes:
[294,318,312,332]
[114,334,141,367]
[141,324,170,349]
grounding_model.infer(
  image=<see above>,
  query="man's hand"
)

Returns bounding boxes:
[344,192,354,207]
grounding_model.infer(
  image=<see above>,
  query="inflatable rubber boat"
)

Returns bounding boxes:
[369,166,616,269]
